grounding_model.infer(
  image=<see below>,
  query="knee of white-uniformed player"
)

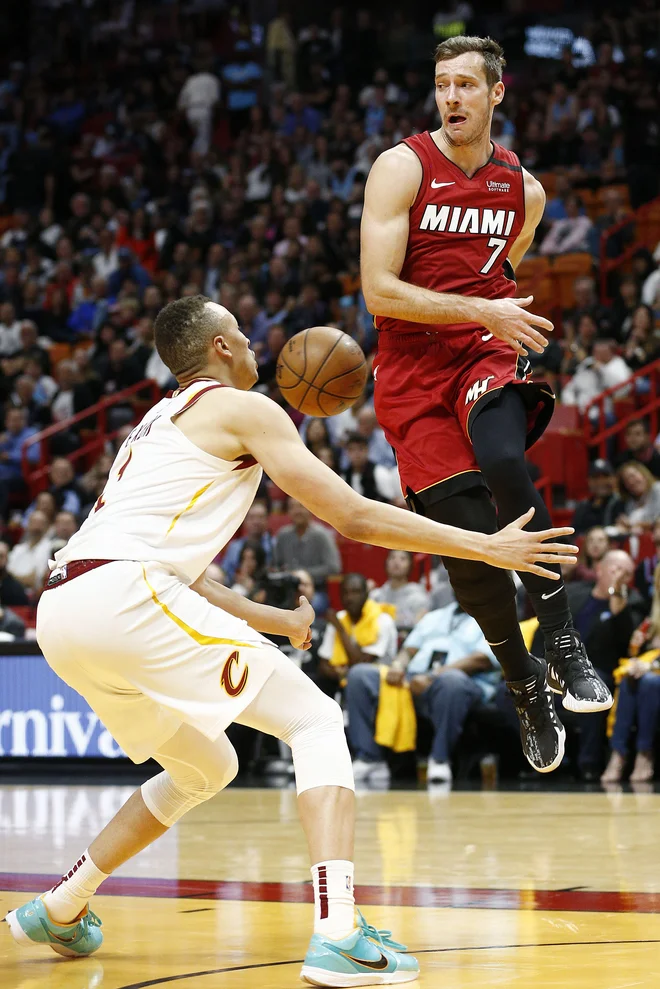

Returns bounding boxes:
[141,745,239,827]
[286,694,354,796]
[282,693,345,747]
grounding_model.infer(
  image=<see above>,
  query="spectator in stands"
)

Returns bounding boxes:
[0,406,40,517]
[562,340,632,416]
[177,64,220,157]
[539,194,593,256]
[318,572,398,713]
[0,602,26,640]
[634,518,660,611]
[287,569,328,672]
[219,501,273,584]
[23,490,57,531]
[569,550,643,779]
[78,453,112,518]
[369,550,429,635]
[48,510,79,556]
[611,276,642,340]
[594,187,634,261]
[641,253,660,308]
[617,462,660,532]
[563,276,612,339]
[271,497,341,612]
[621,307,659,371]
[0,539,28,606]
[48,457,84,516]
[350,405,397,469]
[316,445,340,471]
[231,540,268,598]
[345,601,500,785]
[614,419,660,478]
[7,508,51,593]
[50,359,98,426]
[574,526,611,583]
[572,459,625,535]
[341,433,399,503]
[305,418,334,456]
[602,569,660,783]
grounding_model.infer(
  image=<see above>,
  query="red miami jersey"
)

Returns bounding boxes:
[375,132,525,336]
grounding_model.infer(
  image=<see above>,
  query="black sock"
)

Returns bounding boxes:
[469,594,539,682]
[526,589,573,644]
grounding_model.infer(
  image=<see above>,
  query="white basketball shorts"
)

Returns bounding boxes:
[36,561,281,763]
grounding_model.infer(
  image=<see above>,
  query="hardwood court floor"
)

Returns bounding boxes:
[1,784,660,988]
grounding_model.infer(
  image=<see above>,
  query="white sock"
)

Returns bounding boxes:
[42,850,109,923]
[311,860,355,939]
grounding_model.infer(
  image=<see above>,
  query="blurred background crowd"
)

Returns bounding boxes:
[0,0,659,785]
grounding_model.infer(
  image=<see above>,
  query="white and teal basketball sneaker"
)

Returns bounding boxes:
[5,896,103,957]
[301,910,419,986]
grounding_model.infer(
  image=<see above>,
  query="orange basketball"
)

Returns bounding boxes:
[276,326,368,417]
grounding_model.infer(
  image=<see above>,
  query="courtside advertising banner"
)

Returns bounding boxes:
[0,647,125,758]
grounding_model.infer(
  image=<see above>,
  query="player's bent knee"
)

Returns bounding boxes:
[444,557,516,611]
[286,695,354,796]
[141,741,239,827]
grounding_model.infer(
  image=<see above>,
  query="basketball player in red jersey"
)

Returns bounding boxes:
[361,35,612,775]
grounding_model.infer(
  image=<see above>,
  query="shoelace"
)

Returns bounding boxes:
[356,910,407,952]
[554,632,598,681]
[511,675,549,730]
[79,910,102,937]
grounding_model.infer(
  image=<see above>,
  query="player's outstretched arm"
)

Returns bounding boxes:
[223,392,577,579]
[360,148,552,356]
[191,572,314,650]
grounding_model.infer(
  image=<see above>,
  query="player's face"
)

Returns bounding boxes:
[210,306,259,389]
[434,52,504,148]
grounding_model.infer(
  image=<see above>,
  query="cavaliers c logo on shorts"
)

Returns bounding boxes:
[221,650,249,697]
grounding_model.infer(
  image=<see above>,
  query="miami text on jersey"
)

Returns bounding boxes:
[419,205,517,236]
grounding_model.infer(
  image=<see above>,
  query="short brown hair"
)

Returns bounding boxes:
[434,35,506,89]
[154,294,219,377]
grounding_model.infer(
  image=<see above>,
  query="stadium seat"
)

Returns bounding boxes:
[550,253,594,309]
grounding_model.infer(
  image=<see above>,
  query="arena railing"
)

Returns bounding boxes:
[21,379,161,500]
[581,356,660,460]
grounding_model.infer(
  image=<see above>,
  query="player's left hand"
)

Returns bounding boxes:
[484,507,579,579]
[289,594,315,650]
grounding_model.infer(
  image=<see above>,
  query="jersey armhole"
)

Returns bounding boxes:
[170,383,226,422]
[401,140,426,214]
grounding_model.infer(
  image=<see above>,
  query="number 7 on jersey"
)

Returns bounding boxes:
[480,237,507,275]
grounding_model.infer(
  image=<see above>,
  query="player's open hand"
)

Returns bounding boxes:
[481,296,553,356]
[484,508,578,579]
[289,594,315,650]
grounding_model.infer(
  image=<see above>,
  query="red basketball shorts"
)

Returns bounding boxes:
[373,329,555,502]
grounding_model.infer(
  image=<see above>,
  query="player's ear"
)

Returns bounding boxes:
[491,81,505,106]
[212,334,232,358]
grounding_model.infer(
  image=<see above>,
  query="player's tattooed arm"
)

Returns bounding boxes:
[507,170,546,270]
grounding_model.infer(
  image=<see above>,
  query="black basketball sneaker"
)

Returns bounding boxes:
[545,627,613,713]
[507,657,566,773]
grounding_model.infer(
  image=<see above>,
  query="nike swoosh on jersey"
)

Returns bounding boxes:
[482,332,493,341]
[541,585,564,600]
[338,950,390,970]
[430,180,455,188]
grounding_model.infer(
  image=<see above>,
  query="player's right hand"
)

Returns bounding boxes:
[484,508,578,579]
[289,594,315,650]
[481,296,553,356]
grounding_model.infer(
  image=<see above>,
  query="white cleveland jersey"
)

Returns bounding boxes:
[55,380,263,583]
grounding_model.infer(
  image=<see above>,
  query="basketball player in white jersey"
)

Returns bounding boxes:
[6,296,577,987]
